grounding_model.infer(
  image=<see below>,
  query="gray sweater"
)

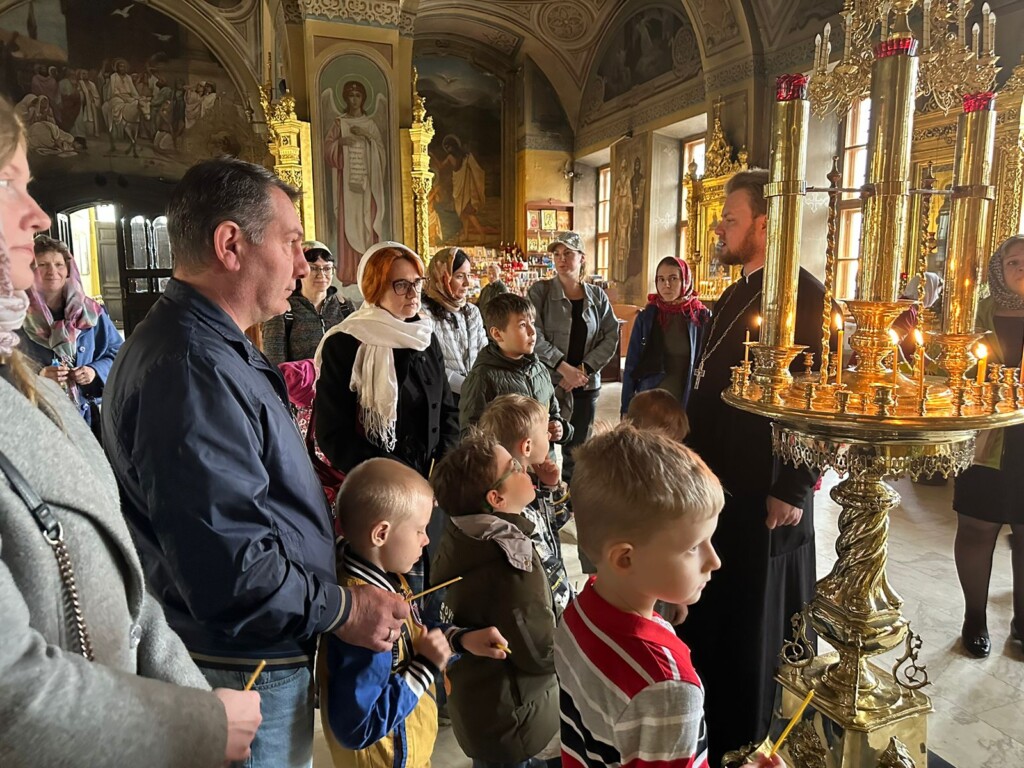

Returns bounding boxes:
[0,373,227,767]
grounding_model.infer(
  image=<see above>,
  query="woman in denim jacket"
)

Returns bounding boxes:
[528,231,618,482]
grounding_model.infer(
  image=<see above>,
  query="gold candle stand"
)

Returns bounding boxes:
[722,6,1024,761]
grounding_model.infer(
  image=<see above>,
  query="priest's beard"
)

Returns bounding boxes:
[716,227,760,268]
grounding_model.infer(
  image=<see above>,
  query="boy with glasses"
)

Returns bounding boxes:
[431,430,562,768]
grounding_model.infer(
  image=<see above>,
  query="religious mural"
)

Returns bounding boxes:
[317,53,391,285]
[594,5,701,104]
[415,55,502,248]
[610,133,649,295]
[0,0,260,175]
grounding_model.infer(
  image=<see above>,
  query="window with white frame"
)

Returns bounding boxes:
[596,165,610,277]
[837,97,870,300]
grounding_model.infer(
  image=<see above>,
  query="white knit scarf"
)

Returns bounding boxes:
[0,223,28,360]
[316,304,432,451]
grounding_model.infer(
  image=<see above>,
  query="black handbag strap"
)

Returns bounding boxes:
[0,447,61,541]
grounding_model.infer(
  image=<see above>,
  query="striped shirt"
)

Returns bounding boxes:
[555,579,710,768]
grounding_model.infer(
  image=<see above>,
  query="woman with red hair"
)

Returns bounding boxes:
[621,255,709,415]
[314,241,458,478]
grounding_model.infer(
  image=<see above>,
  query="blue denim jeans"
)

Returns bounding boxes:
[200,664,314,768]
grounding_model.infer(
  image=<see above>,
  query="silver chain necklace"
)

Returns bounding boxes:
[693,288,761,390]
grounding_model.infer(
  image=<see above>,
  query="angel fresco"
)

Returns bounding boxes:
[322,79,388,285]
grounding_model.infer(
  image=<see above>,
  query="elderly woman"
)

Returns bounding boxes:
[528,231,618,482]
[17,235,121,432]
[0,97,259,767]
[621,256,709,415]
[422,247,487,401]
[953,235,1024,658]
[315,241,459,478]
[261,240,355,366]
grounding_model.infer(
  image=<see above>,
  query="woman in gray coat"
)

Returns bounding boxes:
[528,231,618,482]
[0,97,259,767]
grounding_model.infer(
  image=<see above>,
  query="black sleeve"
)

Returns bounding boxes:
[315,332,388,472]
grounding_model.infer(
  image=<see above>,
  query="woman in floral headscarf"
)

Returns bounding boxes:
[952,235,1024,659]
[422,247,487,402]
[621,255,709,415]
[17,235,121,430]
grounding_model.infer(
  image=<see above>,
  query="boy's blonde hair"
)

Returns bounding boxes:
[478,394,547,450]
[571,424,723,563]
[625,389,690,442]
[335,458,433,540]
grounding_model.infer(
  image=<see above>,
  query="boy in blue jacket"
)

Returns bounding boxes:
[319,457,507,768]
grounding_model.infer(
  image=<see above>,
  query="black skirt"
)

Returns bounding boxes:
[954,423,1024,524]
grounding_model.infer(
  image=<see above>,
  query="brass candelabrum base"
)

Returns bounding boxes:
[723,427,977,768]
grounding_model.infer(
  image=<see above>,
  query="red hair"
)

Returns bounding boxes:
[361,247,424,305]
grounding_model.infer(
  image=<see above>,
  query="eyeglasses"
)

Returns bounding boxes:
[487,458,525,495]
[308,266,334,275]
[392,278,426,296]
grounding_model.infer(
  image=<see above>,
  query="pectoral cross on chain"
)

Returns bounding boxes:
[693,361,706,390]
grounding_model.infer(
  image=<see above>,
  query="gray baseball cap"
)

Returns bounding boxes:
[548,231,584,253]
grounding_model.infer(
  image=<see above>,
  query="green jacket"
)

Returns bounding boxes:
[431,512,559,762]
[459,342,572,442]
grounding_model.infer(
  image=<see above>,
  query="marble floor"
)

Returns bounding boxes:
[313,382,1024,767]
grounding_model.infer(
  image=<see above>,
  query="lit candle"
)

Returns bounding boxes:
[756,315,762,339]
[744,328,751,365]
[835,314,844,387]
[976,343,988,385]
[915,330,926,403]
[890,329,901,387]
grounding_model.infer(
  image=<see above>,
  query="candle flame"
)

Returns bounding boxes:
[976,343,988,359]
[914,329,924,346]
[888,329,900,345]
[756,315,762,327]
[834,313,842,330]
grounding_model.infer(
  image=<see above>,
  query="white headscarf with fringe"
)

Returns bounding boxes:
[315,242,432,451]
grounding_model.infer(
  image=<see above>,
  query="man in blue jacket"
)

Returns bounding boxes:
[103,157,409,768]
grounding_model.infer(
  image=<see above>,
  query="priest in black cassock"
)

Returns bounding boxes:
[681,169,835,766]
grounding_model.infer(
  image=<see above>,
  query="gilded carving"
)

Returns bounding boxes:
[299,0,401,26]
[877,737,916,768]
[542,3,587,43]
[691,0,741,52]
[283,0,302,23]
[787,721,827,768]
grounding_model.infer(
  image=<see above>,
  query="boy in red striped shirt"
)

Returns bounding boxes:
[555,425,782,768]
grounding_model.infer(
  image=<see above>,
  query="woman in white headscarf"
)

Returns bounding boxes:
[314,241,459,479]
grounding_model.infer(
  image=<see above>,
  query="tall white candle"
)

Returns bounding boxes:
[972,23,980,56]
[923,0,932,49]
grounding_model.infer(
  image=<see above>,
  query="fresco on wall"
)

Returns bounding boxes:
[610,134,648,292]
[317,54,391,286]
[415,55,502,248]
[593,5,701,104]
[0,0,260,175]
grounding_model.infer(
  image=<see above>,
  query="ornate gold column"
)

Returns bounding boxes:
[752,76,810,398]
[409,68,435,262]
[259,78,317,241]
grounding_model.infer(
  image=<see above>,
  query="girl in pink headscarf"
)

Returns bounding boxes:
[621,255,709,415]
